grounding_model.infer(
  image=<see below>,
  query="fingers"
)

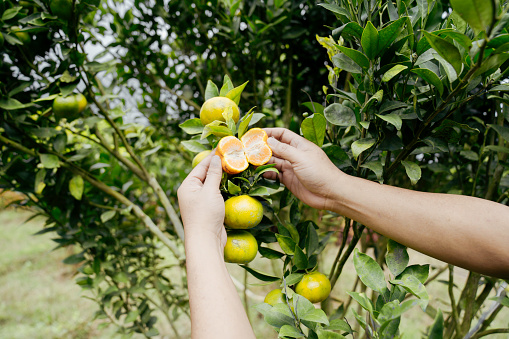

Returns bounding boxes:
[267,137,300,163]
[183,151,215,184]
[204,156,223,189]
[264,128,314,149]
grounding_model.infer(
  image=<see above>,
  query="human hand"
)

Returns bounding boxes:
[264,128,344,211]
[177,154,226,247]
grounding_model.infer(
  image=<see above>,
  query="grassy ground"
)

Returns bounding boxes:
[1,208,507,338]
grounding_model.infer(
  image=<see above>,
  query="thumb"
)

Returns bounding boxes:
[204,155,223,189]
[267,137,299,163]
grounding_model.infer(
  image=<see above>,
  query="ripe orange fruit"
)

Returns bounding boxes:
[241,128,272,166]
[295,272,331,304]
[216,136,249,174]
[192,150,212,168]
[216,128,272,174]
[53,95,80,120]
[200,96,240,126]
[223,230,258,264]
[224,195,263,229]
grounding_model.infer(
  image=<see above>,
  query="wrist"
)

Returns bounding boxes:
[185,227,225,255]
[325,170,350,212]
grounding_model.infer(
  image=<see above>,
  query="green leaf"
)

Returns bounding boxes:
[390,275,429,306]
[227,180,241,195]
[264,303,295,328]
[316,328,346,339]
[181,140,208,153]
[301,114,326,147]
[401,160,421,185]
[276,234,296,255]
[472,53,509,78]
[34,169,46,194]
[219,75,234,96]
[39,154,60,169]
[249,186,270,197]
[302,102,325,114]
[332,53,362,73]
[101,210,116,223]
[386,239,409,277]
[337,46,370,69]
[376,113,402,130]
[294,245,308,270]
[361,161,383,182]
[351,138,375,160]
[179,118,204,134]
[299,308,329,325]
[382,65,408,82]
[225,81,248,105]
[204,80,219,101]
[411,68,444,96]
[238,108,255,138]
[282,273,304,287]
[279,325,305,338]
[333,22,364,40]
[317,3,350,20]
[423,31,462,75]
[378,299,426,324]
[353,248,387,295]
[324,103,356,127]
[378,17,408,54]
[124,310,139,323]
[0,98,33,110]
[2,6,22,20]
[240,266,280,282]
[450,0,493,34]
[396,264,430,284]
[259,246,284,259]
[69,175,84,200]
[428,309,444,339]
[346,291,374,315]
[488,124,509,142]
[201,123,233,139]
[483,145,509,154]
[63,253,85,265]
[361,21,379,60]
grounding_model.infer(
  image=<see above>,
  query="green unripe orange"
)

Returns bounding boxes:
[192,150,212,168]
[200,96,240,126]
[53,95,80,121]
[295,272,331,304]
[223,230,258,264]
[12,27,30,45]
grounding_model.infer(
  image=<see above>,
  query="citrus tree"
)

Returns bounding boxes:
[2,0,509,338]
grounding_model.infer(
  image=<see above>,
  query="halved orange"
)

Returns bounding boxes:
[216,136,249,174]
[216,128,272,175]
[241,128,272,166]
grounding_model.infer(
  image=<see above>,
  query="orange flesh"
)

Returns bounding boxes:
[217,129,272,174]
[241,128,272,166]
[216,136,249,174]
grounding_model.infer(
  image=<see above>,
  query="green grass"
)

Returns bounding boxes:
[0,209,126,339]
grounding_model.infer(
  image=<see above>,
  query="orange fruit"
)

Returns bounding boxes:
[223,230,258,264]
[192,150,212,168]
[53,95,80,120]
[76,93,87,113]
[216,136,249,174]
[295,272,331,304]
[200,96,240,126]
[264,288,286,306]
[215,128,272,174]
[224,195,263,229]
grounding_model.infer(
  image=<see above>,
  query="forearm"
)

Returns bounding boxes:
[185,232,256,339]
[331,173,509,278]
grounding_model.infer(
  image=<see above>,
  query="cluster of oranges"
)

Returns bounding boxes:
[191,94,331,306]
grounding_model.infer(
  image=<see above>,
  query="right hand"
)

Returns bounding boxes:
[264,128,344,211]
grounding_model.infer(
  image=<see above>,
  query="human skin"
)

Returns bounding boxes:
[177,154,256,339]
[264,128,509,279]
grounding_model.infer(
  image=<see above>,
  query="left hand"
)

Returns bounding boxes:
[177,154,226,247]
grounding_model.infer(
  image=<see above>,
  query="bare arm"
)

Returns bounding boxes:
[178,155,256,339]
[265,127,509,279]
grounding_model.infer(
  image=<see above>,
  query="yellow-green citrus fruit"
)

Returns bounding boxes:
[295,271,331,304]
[53,95,80,120]
[199,96,240,126]
[76,93,87,113]
[12,27,30,45]
[192,150,212,168]
[223,230,258,264]
[50,0,73,21]
[264,288,286,306]
[224,195,263,229]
